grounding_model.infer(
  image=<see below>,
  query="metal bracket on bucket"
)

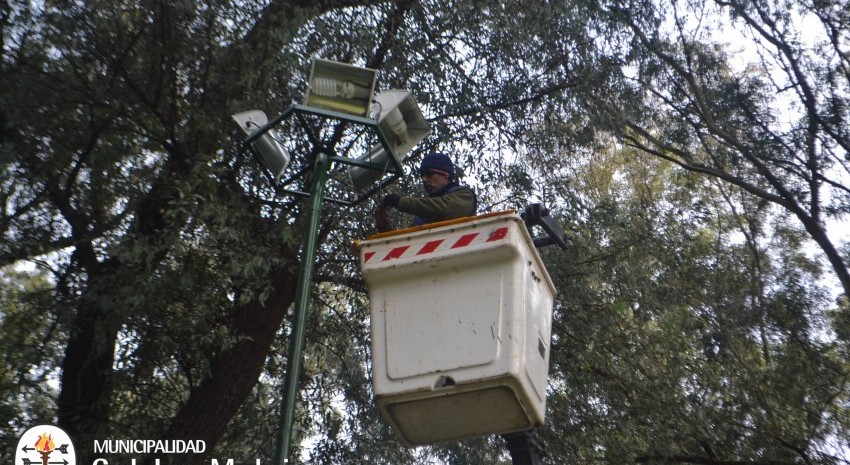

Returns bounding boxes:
[521,204,568,250]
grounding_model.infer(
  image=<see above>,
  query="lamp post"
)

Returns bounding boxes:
[274,150,330,465]
[232,60,429,465]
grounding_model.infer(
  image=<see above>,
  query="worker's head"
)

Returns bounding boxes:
[419,152,454,194]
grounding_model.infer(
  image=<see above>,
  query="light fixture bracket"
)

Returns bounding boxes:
[236,104,404,206]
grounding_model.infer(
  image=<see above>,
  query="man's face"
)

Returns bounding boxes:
[420,171,450,194]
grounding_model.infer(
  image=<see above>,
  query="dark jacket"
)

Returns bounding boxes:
[398,182,477,226]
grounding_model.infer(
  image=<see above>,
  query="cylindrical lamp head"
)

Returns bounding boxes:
[252,134,291,183]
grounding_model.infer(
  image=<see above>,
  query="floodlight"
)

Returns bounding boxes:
[232,110,291,183]
[373,90,429,156]
[346,90,430,190]
[304,59,378,117]
[346,144,392,190]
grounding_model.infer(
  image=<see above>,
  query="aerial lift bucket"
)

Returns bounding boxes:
[356,211,556,447]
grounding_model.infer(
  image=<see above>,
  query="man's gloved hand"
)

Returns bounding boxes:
[381,193,401,208]
[373,205,391,232]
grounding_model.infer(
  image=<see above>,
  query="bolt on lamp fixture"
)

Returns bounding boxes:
[232,109,291,183]
[347,90,430,190]
[304,59,378,117]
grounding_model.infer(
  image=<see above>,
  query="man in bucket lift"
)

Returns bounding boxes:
[373,153,549,465]
[373,152,477,232]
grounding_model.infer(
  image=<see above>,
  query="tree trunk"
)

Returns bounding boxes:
[163,266,298,465]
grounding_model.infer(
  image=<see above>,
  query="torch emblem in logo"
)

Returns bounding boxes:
[15,425,75,465]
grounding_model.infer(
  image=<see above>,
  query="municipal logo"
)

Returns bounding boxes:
[14,425,76,465]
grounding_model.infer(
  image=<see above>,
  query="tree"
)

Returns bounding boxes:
[570,0,850,297]
[1,0,390,462]
[530,146,849,464]
[2,0,849,464]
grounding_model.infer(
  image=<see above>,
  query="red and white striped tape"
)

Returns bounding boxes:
[362,226,509,264]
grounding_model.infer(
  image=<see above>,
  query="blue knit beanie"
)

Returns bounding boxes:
[419,152,455,180]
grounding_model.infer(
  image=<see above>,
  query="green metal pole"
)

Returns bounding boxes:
[274,153,332,465]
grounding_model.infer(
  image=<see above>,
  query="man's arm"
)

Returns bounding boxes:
[397,188,476,222]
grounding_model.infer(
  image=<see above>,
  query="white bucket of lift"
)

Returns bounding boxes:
[355,211,556,447]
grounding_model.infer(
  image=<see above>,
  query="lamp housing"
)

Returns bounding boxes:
[346,90,430,191]
[304,59,378,117]
[232,110,291,183]
[346,144,392,191]
[373,90,430,156]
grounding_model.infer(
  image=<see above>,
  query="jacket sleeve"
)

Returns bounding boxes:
[397,188,476,222]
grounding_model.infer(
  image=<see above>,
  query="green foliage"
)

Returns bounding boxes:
[0,268,64,458]
[537,148,849,464]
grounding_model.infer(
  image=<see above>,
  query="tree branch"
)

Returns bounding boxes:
[635,453,795,465]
